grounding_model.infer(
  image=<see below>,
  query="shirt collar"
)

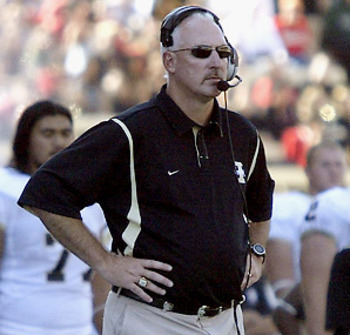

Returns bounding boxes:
[155,85,224,137]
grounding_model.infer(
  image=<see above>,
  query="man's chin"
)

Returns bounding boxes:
[207,86,222,98]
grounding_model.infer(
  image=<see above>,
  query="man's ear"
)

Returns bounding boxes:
[163,51,176,74]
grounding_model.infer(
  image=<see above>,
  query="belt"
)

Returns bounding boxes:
[112,286,235,317]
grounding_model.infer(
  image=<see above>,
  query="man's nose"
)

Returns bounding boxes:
[210,50,224,65]
[52,134,71,150]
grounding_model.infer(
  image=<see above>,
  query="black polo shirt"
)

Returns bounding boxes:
[19,85,274,309]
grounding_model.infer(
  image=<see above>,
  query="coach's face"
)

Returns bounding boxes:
[164,14,229,101]
[306,147,347,193]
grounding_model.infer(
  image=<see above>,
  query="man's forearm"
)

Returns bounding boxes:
[301,233,337,335]
[241,220,270,290]
[265,239,295,297]
[249,220,270,246]
[25,206,110,273]
[24,206,174,303]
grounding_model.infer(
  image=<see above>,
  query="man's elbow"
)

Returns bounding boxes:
[22,205,41,217]
[22,205,51,221]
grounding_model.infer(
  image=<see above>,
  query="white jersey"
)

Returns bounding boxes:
[269,190,312,281]
[300,186,350,251]
[0,167,108,335]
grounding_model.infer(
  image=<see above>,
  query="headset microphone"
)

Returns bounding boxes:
[217,75,242,92]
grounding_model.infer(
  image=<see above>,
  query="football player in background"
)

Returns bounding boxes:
[266,141,347,334]
[301,186,350,335]
[0,100,110,335]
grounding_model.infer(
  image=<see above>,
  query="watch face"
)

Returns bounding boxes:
[253,243,265,255]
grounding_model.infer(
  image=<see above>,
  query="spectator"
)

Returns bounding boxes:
[321,0,350,81]
[274,0,314,64]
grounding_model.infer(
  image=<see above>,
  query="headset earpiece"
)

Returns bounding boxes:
[160,19,174,47]
[227,44,239,81]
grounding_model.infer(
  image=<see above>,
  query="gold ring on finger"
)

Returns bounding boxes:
[138,276,149,288]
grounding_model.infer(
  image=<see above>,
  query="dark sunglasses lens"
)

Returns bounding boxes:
[217,46,232,59]
[191,46,232,59]
[191,47,212,58]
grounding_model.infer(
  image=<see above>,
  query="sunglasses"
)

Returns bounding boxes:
[171,45,232,59]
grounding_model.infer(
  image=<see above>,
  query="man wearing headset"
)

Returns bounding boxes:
[18,6,274,335]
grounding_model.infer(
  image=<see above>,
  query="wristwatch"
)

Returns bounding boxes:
[250,243,266,263]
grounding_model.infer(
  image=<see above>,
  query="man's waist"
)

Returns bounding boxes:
[112,286,244,316]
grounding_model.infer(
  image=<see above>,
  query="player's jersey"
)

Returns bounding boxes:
[270,190,312,281]
[0,167,30,199]
[0,167,108,335]
[301,186,350,251]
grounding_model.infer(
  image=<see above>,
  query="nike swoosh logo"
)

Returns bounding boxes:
[168,170,179,176]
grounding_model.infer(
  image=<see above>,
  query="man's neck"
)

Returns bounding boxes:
[166,84,214,126]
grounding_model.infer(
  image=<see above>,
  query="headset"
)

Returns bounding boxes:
[160,6,239,82]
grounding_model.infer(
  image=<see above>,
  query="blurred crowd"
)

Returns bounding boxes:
[0,0,350,165]
[0,0,350,167]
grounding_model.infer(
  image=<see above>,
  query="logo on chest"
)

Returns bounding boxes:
[235,161,246,184]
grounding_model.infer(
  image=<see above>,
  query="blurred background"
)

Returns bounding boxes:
[1,0,350,191]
